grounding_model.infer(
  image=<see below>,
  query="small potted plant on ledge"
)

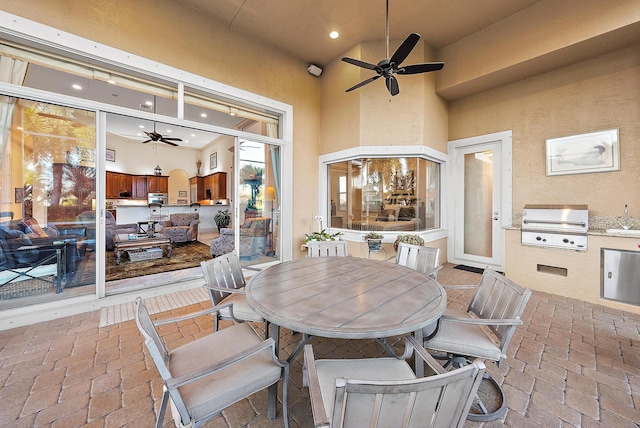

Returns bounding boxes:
[305,229,342,243]
[394,234,425,251]
[364,231,383,251]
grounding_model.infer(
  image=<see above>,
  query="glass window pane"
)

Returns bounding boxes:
[327,157,440,233]
[0,97,96,308]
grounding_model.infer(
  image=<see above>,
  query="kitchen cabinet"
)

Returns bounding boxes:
[106,171,132,198]
[132,176,147,199]
[190,176,204,202]
[147,176,168,193]
[203,172,226,199]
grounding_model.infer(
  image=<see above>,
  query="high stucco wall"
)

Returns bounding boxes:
[449,43,640,313]
[2,0,321,255]
[449,44,640,216]
[320,38,448,154]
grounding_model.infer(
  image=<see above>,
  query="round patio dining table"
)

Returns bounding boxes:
[246,256,447,418]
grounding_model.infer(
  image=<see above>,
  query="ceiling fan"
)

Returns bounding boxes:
[342,0,444,96]
[141,129,182,147]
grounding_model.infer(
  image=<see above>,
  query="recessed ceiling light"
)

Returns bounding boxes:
[166,129,172,133]
[145,100,153,106]
[191,134,196,137]
[329,31,339,39]
[139,125,145,128]
[200,113,207,118]
[107,79,116,84]
[72,84,82,90]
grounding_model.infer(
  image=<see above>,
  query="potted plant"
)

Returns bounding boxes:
[214,209,231,232]
[394,234,425,251]
[363,232,383,251]
[305,229,342,243]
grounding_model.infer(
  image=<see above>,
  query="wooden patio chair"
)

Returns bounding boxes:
[394,242,442,279]
[134,296,289,428]
[303,336,485,428]
[200,250,266,335]
[307,240,348,257]
[423,268,532,421]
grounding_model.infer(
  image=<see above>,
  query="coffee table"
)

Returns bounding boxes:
[112,233,172,265]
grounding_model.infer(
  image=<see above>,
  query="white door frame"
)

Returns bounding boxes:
[447,131,512,271]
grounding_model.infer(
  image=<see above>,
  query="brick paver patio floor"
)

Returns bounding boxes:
[0,264,639,427]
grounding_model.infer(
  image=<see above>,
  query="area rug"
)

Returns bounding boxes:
[453,265,485,274]
[66,241,212,286]
[105,241,211,282]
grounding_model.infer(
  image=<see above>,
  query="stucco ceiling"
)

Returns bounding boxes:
[176,0,543,66]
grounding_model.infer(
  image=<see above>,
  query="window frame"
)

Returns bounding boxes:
[319,146,449,243]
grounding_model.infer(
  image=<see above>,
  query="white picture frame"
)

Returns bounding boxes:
[546,129,619,176]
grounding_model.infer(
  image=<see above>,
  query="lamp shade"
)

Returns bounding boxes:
[266,186,276,201]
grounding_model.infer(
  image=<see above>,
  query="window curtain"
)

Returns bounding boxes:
[0,56,28,170]
[266,123,280,200]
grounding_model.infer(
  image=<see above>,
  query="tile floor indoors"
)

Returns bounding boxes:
[0,264,639,427]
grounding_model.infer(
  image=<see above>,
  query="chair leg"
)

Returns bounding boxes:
[467,372,507,421]
[436,354,507,422]
[156,387,169,428]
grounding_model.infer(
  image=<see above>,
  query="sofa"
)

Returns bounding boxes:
[160,213,200,243]
[76,210,138,251]
[210,216,271,260]
[0,218,79,290]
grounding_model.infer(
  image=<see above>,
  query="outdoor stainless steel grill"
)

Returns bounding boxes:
[521,204,588,251]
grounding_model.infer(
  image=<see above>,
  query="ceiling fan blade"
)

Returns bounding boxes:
[385,75,399,96]
[160,137,182,141]
[398,62,445,75]
[345,75,382,92]
[141,139,152,144]
[390,33,421,66]
[161,139,179,146]
[342,57,381,72]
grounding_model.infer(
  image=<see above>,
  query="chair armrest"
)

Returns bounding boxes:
[442,284,476,290]
[152,301,236,326]
[202,284,246,295]
[303,344,331,427]
[406,336,447,375]
[440,314,523,326]
[167,336,286,389]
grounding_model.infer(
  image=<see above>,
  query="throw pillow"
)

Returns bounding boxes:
[22,218,49,238]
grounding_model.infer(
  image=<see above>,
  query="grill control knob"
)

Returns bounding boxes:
[563,238,569,243]
[536,236,542,241]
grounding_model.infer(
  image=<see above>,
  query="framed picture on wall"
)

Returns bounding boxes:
[106,148,116,162]
[210,152,217,170]
[546,129,619,176]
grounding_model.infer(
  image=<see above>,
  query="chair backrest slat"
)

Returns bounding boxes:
[307,240,348,257]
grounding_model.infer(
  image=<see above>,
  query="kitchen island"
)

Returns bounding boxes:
[112,202,229,232]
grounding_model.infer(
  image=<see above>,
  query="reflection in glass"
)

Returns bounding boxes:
[237,141,280,261]
[0,98,96,307]
[327,157,440,232]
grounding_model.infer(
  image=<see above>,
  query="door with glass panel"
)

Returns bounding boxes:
[449,132,511,270]
[236,140,280,264]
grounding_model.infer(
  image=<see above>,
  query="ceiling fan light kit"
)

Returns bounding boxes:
[342,0,444,96]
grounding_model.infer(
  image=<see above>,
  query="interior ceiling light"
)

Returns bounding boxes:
[72,84,82,90]
[145,100,153,106]
[200,113,207,118]
[329,31,339,39]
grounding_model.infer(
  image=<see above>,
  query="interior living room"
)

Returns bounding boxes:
[0,1,638,426]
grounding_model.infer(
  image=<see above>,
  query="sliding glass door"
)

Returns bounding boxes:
[236,140,281,263]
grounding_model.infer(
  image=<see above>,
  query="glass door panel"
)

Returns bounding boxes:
[0,98,97,308]
[237,140,280,264]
